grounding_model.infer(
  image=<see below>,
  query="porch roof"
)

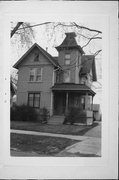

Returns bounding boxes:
[52,83,96,96]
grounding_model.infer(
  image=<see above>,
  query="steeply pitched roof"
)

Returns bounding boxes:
[52,83,95,96]
[80,55,97,81]
[55,32,84,54]
[13,43,60,69]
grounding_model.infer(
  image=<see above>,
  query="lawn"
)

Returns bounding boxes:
[11,121,98,136]
[11,133,78,156]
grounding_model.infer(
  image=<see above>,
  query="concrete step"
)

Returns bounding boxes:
[48,115,65,125]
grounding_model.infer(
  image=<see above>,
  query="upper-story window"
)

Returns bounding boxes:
[64,70,70,83]
[29,68,42,82]
[65,53,70,65]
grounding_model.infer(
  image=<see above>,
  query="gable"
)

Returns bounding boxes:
[13,43,60,69]
[80,55,97,81]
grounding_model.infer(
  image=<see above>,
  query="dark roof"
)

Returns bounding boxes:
[53,56,58,61]
[80,55,97,81]
[55,32,84,54]
[52,83,95,96]
[13,43,60,69]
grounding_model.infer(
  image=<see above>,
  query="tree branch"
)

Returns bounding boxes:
[73,22,102,34]
[11,22,23,37]
[94,49,102,56]
[16,22,52,31]
[82,36,102,49]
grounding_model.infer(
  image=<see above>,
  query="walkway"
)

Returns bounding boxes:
[11,127,101,157]
[11,129,89,141]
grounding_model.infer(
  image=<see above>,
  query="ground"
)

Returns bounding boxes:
[11,121,101,157]
[11,133,78,156]
[11,121,100,136]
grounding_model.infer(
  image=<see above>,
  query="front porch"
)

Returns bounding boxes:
[51,83,95,125]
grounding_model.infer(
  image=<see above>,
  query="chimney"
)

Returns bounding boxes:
[46,47,48,52]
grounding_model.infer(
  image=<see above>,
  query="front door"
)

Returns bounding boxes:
[54,92,66,115]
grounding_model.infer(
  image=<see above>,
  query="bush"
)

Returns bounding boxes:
[63,107,86,125]
[11,104,38,122]
[39,107,50,124]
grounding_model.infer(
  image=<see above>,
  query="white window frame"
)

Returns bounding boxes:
[28,92,40,108]
[65,53,71,65]
[29,68,43,82]
[29,68,36,82]
[36,68,43,82]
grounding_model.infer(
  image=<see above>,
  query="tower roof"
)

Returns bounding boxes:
[55,32,84,54]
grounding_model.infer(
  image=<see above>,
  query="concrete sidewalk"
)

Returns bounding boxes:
[57,136,101,157]
[11,129,88,141]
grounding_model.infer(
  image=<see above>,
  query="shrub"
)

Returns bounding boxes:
[10,104,38,122]
[39,107,50,124]
[63,107,86,125]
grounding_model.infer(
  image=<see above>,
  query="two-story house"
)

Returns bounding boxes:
[13,32,97,124]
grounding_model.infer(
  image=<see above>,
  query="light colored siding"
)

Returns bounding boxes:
[20,46,51,66]
[57,49,81,83]
[16,47,54,113]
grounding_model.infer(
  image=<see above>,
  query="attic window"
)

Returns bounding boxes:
[34,52,39,62]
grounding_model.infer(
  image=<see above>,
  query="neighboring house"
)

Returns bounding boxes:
[93,104,101,121]
[13,32,97,124]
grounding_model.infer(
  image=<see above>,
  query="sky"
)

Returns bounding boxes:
[11,21,102,107]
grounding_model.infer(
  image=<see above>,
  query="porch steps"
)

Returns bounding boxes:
[48,115,65,125]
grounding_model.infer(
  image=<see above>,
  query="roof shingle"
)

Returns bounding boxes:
[80,55,97,81]
[52,83,95,95]
[13,43,60,69]
[55,32,84,54]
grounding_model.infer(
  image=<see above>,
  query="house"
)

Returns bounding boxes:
[13,32,97,125]
[93,104,101,121]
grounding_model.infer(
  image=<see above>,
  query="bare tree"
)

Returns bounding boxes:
[11,22,23,38]
[11,22,102,90]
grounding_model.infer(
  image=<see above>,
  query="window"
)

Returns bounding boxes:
[29,68,35,82]
[81,97,85,110]
[28,93,40,108]
[29,68,42,82]
[36,68,42,81]
[74,97,80,107]
[64,70,70,83]
[65,53,70,65]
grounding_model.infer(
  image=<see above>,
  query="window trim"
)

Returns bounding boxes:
[28,92,41,108]
[65,53,71,65]
[29,67,43,82]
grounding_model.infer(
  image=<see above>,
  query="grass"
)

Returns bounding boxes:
[11,133,78,156]
[11,121,98,136]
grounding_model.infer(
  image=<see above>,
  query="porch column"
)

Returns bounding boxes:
[50,92,54,116]
[65,92,69,113]
[85,92,88,110]
[92,96,93,110]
